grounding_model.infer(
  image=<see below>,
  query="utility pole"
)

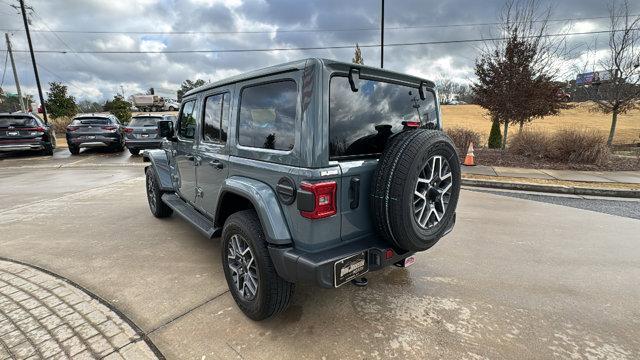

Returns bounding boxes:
[5,33,26,112]
[380,0,384,68]
[19,0,48,123]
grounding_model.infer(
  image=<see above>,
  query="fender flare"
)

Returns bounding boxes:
[142,149,174,192]
[217,176,292,245]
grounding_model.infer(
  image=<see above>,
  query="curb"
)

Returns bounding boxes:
[461,178,640,199]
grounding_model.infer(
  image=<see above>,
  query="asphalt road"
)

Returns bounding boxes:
[1,151,639,359]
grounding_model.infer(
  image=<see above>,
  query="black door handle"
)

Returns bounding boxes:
[209,160,224,169]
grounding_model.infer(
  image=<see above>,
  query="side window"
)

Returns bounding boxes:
[203,93,230,144]
[238,81,296,151]
[178,100,197,140]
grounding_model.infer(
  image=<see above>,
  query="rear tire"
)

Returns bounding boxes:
[129,148,140,155]
[42,142,54,156]
[222,210,294,320]
[145,167,173,218]
[68,144,80,155]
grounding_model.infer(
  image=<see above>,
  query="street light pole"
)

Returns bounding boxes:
[19,0,48,123]
[5,33,26,112]
[380,0,384,68]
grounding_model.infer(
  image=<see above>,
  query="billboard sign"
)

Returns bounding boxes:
[576,70,612,85]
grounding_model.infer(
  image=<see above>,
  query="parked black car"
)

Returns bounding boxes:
[124,114,177,155]
[66,114,125,155]
[0,112,56,155]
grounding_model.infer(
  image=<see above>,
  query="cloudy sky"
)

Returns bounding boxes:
[0,0,636,103]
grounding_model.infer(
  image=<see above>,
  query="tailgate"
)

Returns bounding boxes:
[337,159,378,242]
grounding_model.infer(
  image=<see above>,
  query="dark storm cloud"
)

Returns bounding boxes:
[0,0,634,102]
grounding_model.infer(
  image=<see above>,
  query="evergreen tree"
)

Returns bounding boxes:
[45,82,77,118]
[488,117,503,149]
[352,44,364,65]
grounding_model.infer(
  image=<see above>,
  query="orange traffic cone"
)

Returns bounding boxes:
[463,142,475,166]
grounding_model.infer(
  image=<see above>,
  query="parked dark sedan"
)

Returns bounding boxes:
[124,114,176,155]
[0,112,57,155]
[66,114,125,155]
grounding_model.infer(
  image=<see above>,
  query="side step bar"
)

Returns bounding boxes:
[161,193,220,238]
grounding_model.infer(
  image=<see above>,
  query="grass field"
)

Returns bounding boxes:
[441,102,640,145]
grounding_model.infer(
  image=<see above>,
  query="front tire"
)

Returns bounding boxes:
[222,210,294,320]
[145,167,173,218]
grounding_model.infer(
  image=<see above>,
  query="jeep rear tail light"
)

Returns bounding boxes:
[299,181,337,219]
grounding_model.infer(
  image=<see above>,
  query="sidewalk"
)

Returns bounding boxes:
[461,165,640,198]
[462,165,640,184]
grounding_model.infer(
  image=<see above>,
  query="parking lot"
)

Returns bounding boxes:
[1,149,639,359]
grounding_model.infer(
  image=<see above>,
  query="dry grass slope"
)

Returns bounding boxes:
[441,102,640,145]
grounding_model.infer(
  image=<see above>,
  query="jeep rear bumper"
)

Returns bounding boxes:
[269,212,455,288]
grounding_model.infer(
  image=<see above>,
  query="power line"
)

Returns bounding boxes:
[0,28,635,55]
[0,14,636,36]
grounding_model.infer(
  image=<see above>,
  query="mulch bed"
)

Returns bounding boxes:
[467,148,640,171]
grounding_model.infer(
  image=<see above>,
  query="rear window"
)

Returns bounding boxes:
[129,117,161,127]
[0,117,38,128]
[329,76,438,159]
[71,118,110,125]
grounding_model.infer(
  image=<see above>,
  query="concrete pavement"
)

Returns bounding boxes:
[0,157,639,359]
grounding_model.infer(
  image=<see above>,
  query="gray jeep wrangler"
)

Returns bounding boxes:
[143,58,460,320]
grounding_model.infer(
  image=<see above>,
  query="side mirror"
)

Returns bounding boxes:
[158,120,175,141]
[348,68,360,92]
[419,82,428,100]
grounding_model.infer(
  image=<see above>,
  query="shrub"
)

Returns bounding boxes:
[48,116,73,134]
[508,130,552,160]
[549,128,609,165]
[508,128,609,165]
[445,127,482,154]
[488,119,502,149]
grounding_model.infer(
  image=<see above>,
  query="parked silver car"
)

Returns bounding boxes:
[124,114,176,155]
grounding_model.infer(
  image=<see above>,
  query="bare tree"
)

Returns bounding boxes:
[473,0,568,148]
[435,76,456,104]
[592,0,640,146]
[436,76,473,104]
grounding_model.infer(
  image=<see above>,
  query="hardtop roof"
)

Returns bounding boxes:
[183,58,435,98]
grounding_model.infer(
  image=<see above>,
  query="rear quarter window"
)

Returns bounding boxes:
[238,81,297,151]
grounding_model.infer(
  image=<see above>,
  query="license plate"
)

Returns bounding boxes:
[141,134,149,138]
[398,255,416,268]
[83,135,96,139]
[334,251,368,287]
[7,131,18,136]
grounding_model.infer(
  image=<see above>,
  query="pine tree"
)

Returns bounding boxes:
[488,117,503,149]
[45,82,77,118]
[352,44,364,65]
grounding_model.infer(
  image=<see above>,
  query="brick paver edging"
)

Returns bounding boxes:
[0,258,164,360]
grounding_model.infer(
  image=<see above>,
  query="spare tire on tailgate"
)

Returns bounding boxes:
[371,129,461,252]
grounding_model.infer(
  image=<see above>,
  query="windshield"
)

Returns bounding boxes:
[71,118,110,125]
[0,116,39,128]
[329,76,438,159]
[129,117,161,127]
